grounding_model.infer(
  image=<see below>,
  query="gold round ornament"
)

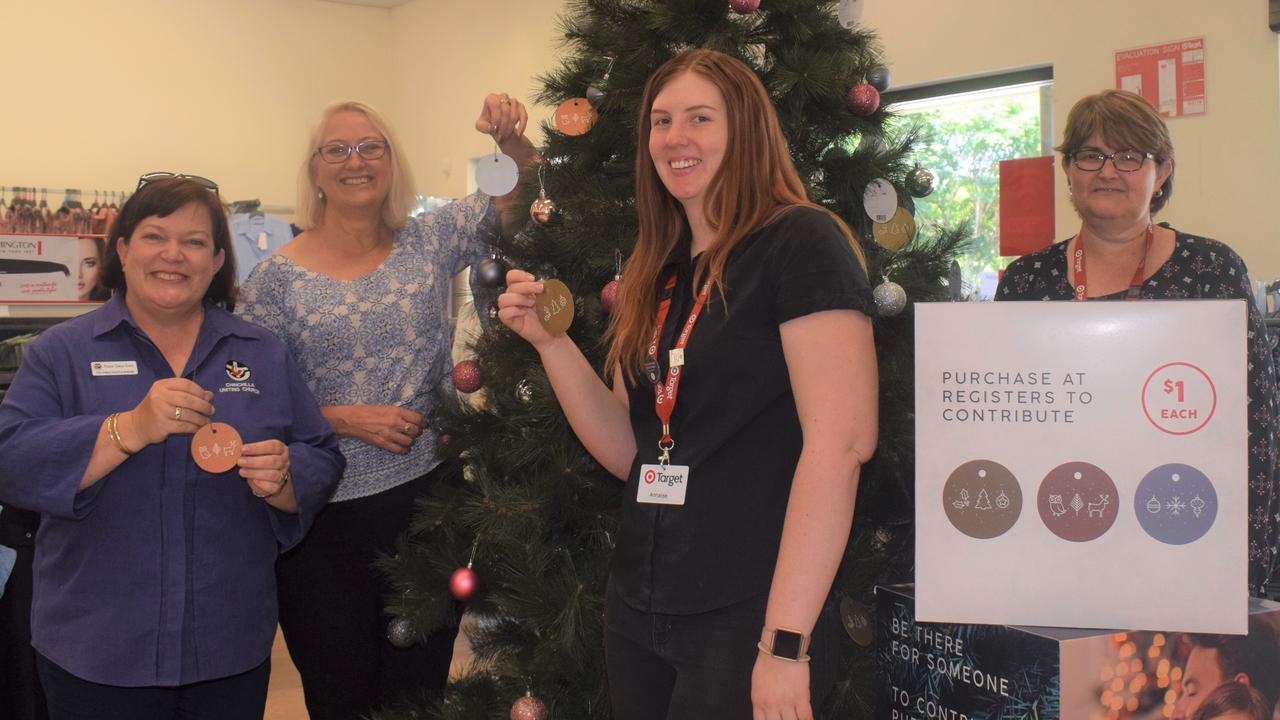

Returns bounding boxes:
[871,206,916,251]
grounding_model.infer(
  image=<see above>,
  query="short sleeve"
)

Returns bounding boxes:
[769,207,874,323]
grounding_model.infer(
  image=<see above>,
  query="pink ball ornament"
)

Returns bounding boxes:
[510,694,548,720]
[600,277,620,314]
[452,360,483,394]
[728,0,760,14]
[846,83,880,117]
[449,566,477,601]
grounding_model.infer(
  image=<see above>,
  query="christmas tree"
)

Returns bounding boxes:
[377,1,966,718]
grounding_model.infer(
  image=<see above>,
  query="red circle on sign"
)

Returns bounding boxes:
[1141,362,1216,436]
[643,468,656,484]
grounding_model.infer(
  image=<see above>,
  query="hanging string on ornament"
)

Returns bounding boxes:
[601,248,622,314]
[873,276,907,317]
[450,537,480,601]
[530,163,558,225]
[586,56,615,105]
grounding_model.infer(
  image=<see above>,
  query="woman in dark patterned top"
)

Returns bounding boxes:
[997,89,1278,597]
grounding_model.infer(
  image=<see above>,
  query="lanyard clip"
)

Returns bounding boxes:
[658,424,674,467]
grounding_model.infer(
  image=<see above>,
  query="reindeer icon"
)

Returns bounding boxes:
[1087,494,1110,518]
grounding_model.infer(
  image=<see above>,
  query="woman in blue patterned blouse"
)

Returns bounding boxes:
[238,95,534,720]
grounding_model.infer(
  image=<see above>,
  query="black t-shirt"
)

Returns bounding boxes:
[614,206,874,614]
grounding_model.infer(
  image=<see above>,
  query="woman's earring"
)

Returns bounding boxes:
[318,189,325,200]
[1154,188,1163,197]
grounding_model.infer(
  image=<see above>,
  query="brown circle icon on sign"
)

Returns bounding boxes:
[554,98,597,136]
[1037,461,1119,542]
[942,459,1022,539]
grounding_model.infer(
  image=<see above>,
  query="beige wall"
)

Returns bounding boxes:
[3,0,1276,280]
[863,0,1280,280]
[0,0,394,211]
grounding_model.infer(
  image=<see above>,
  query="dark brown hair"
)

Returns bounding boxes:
[1057,89,1175,213]
[1190,681,1270,720]
[100,176,237,311]
[606,48,865,381]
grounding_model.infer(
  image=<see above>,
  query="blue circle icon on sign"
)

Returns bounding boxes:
[1134,463,1217,545]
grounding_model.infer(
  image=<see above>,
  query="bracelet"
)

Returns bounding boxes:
[756,640,811,663]
[106,413,137,456]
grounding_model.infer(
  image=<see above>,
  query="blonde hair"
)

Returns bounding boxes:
[296,100,417,230]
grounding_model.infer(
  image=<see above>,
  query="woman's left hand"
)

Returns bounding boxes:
[238,439,291,500]
[475,92,528,154]
[751,654,813,720]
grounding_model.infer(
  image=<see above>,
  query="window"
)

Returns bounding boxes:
[885,67,1053,299]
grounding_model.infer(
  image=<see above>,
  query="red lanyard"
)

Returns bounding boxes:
[646,272,712,464]
[1072,225,1153,301]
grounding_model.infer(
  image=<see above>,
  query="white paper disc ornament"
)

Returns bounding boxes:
[476,152,519,197]
[837,0,865,28]
[863,178,897,224]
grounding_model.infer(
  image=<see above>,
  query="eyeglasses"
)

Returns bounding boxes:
[314,140,388,164]
[136,172,220,192]
[1069,149,1154,173]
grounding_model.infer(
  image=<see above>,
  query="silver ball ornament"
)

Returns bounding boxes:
[873,280,907,317]
[474,257,508,288]
[514,379,534,404]
[386,617,416,648]
[906,166,936,198]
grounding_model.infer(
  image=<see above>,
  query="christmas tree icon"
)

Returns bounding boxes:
[377,1,965,717]
[975,488,993,511]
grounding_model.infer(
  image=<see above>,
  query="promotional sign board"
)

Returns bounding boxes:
[1115,37,1206,118]
[916,302,1247,633]
[877,584,1280,720]
[0,234,84,302]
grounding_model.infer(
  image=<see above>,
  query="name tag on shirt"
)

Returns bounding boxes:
[637,463,690,505]
[90,361,138,376]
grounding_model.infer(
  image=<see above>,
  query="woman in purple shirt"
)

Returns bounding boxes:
[0,176,345,720]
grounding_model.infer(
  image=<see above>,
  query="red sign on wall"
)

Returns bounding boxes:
[1115,37,1206,118]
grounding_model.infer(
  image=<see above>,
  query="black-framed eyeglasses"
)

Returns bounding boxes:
[314,140,388,164]
[1069,149,1154,173]
[136,172,220,192]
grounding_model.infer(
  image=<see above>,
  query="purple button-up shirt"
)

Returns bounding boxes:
[0,295,344,687]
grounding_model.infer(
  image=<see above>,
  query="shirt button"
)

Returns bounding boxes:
[25,532,33,539]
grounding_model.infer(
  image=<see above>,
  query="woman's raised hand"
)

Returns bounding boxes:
[125,379,215,446]
[475,92,528,151]
[497,269,556,348]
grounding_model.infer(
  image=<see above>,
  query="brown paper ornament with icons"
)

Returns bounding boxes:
[872,206,916,251]
[534,279,574,336]
[191,422,243,474]
[839,595,875,646]
[554,98,597,136]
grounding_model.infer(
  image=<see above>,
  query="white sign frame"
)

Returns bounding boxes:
[915,301,1247,634]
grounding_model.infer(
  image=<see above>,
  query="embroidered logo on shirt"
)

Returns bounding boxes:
[225,361,251,381]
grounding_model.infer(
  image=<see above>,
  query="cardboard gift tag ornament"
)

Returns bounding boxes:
[192,422,243,473]
[535,279,574,336]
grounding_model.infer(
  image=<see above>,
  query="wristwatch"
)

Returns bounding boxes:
[758,627,811,662]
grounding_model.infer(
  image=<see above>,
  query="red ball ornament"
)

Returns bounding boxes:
[600,277,620,314]
[449,566,477,601]
[846,83,880,117]
[510,693,548,720]
[452,360,483,394]
[728,0,760,13]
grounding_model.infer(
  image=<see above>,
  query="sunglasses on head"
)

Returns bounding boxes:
[135,172,220,192]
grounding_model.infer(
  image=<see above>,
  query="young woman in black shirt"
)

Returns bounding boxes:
[498,49,878,720]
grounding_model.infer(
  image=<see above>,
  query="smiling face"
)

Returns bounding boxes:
[77,236,102,300]
[648,71,729,216]
[1065,132,1172,229]
[117,202,224,322]
[312,110,390,216]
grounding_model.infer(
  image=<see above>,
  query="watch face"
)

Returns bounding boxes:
[772,629,804,659]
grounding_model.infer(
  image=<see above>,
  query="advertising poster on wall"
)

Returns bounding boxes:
[915,302,1247,634]
[0,234,87,302]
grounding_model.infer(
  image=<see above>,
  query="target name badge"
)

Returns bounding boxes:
[637,463,689,505]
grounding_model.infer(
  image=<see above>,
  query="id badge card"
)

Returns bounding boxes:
[637,463,689,505]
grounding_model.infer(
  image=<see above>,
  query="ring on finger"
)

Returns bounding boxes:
[252,489,269,498]
[174,407,183,421]
[403,423,412,434]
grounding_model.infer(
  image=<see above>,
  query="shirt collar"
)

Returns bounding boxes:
[92,294,255,343]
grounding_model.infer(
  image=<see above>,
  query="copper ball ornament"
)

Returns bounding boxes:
[530,191,558,225]
[510,694,548,720]
[449,566,477,601]
[452,360,483,394]
[846,83,880,117]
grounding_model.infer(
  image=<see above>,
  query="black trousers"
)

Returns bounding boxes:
[0,508,47,720]
[276,465,461,720]
[604,582,840,720]
[36,654,269,720]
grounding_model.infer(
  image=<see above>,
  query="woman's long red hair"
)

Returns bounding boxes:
[606,49,865,382]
